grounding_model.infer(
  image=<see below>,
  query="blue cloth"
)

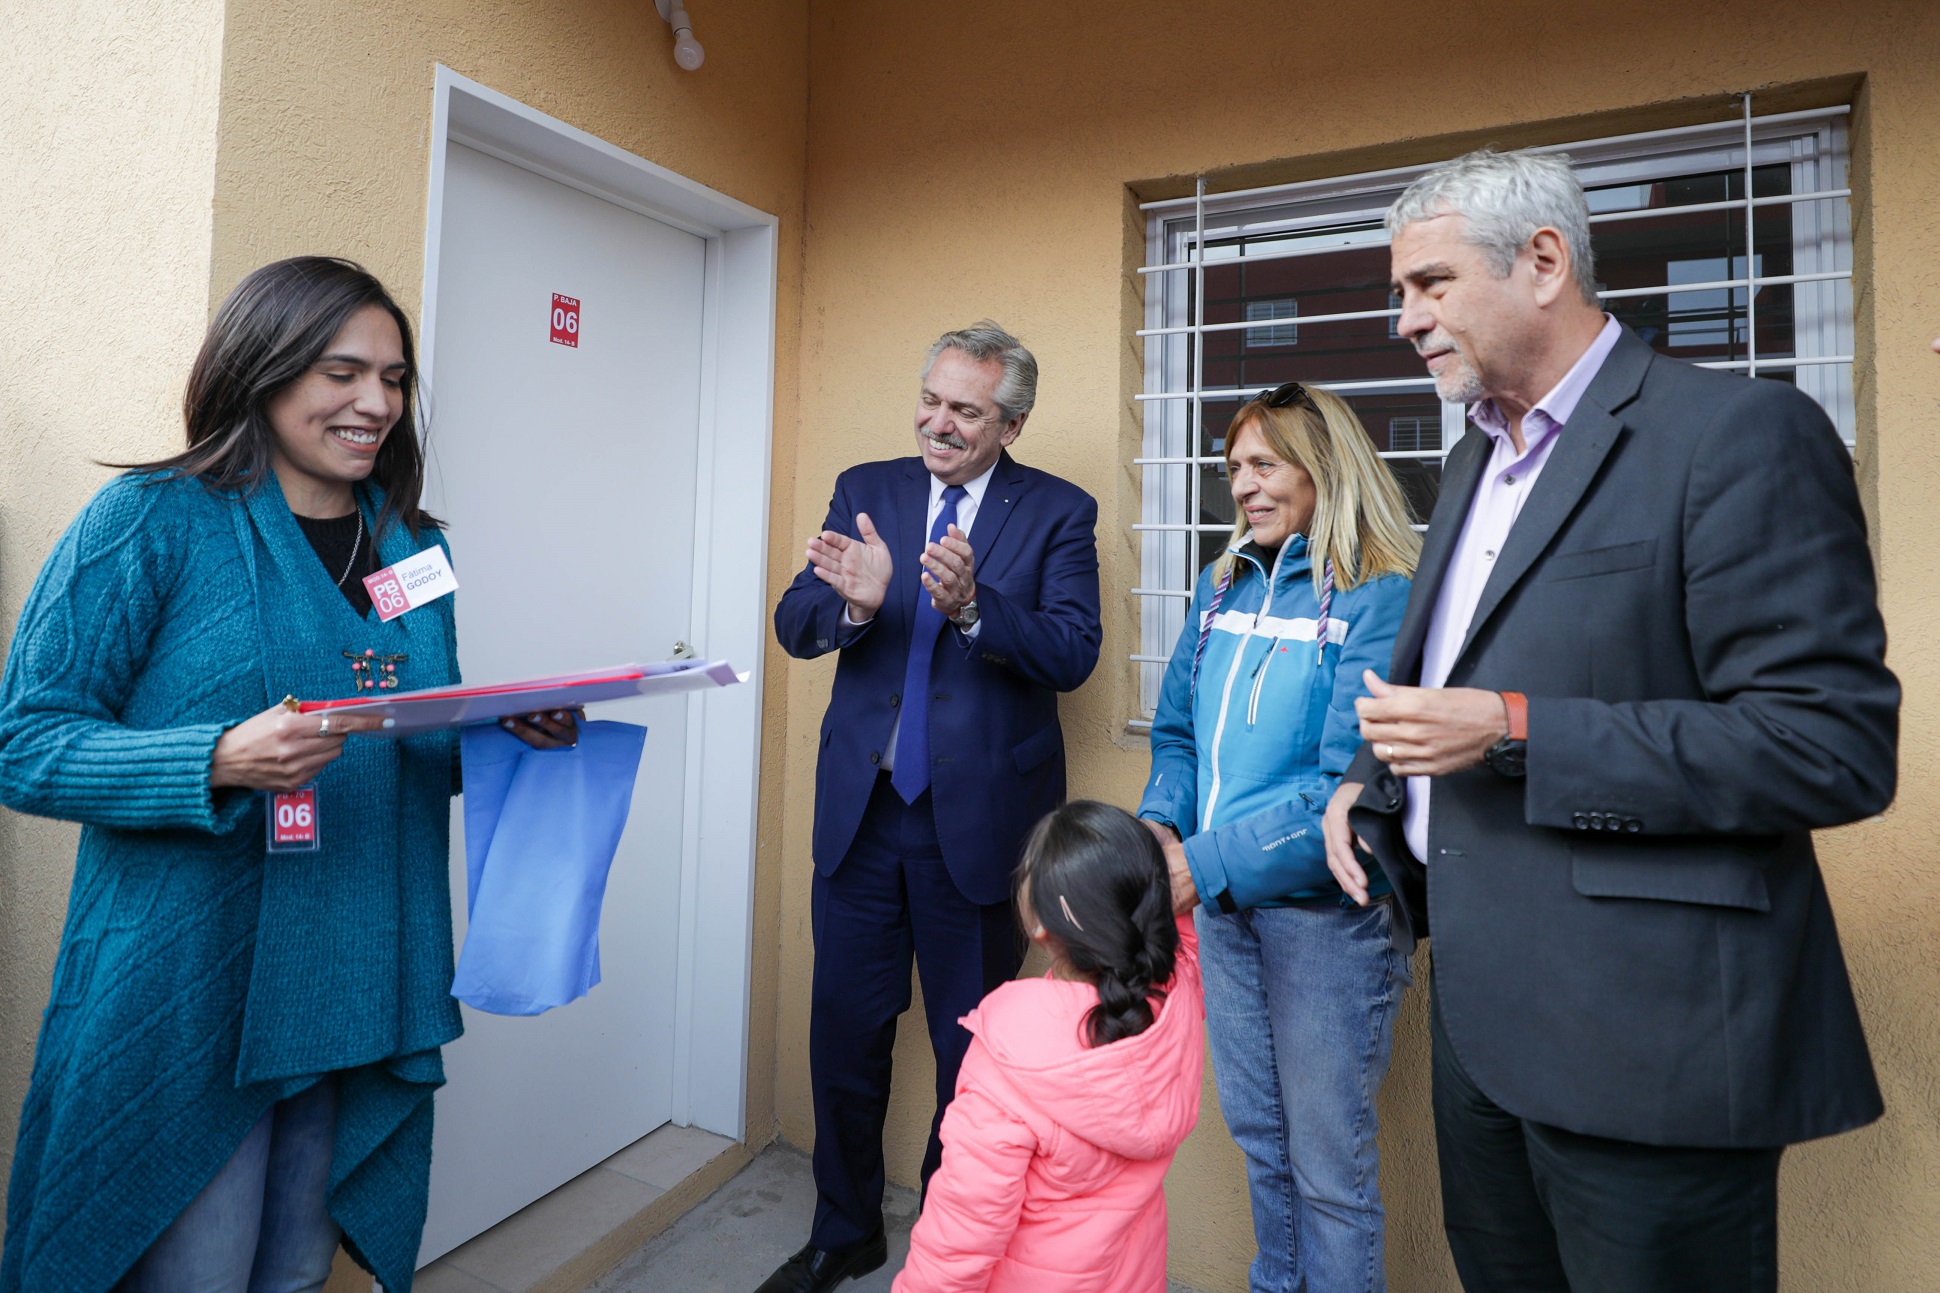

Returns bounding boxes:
[0,472,462,1293]
[1198,898,1410,1293]
[773,452,1102,906]
[453,720,647,1016]
[890,484,966,803]
[1138,536,1410,908]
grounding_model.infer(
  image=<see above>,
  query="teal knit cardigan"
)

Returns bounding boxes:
[0,471,464,1293]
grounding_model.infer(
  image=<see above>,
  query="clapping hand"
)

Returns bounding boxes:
[920,524,977,621]
[807,512,894,623]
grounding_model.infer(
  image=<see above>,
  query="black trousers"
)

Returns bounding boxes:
[806,774,1024,1251]
[1432,988,1783,1293]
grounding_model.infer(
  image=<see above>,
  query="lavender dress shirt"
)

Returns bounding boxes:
[1402,315,1623,863]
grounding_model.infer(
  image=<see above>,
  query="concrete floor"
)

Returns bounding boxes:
[587,1143,1211,1293]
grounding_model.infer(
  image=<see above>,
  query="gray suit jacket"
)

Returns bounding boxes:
[1346,326,1896,1148]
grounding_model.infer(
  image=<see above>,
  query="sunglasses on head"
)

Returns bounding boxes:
[1258,381,1315,411]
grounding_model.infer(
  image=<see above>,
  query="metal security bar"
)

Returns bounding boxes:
[1131,97,1856,726]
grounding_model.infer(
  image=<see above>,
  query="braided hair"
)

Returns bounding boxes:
[1016,801,1180,1048]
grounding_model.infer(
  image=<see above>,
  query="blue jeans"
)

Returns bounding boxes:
[1199,897,1410,1293]
[115,1076,341,1293]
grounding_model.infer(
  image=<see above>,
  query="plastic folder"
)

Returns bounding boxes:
[296,660,744,736]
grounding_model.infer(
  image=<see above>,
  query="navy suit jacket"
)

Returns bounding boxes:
[775,452,1102,905]
[1344,328,1896,1148]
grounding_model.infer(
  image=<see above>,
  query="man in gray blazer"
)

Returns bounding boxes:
[1322,149,1898,1293]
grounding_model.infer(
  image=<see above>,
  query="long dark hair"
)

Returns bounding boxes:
[1016,801,1180,1048]
[120,256,439,537]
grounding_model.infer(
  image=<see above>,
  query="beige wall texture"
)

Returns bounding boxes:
[0,0,813,1247]
[774,2,1940,1291]
[6,1,1940,1291]
[0,0,229,1199]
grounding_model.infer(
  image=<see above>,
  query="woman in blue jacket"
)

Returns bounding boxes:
[1139,381,1419,1293]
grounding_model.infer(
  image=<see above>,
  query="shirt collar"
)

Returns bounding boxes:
[1469,314,1623,448]
[1228,531,1312,580]
[929,459,999,507]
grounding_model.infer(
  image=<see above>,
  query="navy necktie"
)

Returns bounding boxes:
[891,484,968,804]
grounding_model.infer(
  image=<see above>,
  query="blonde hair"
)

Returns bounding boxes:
[1214,385,1421,593]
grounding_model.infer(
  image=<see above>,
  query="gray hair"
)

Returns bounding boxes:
[922,321,1038,422]
[1385,149,1599,305]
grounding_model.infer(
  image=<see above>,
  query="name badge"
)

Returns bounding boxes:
[363,545,459,623]
[267,785,320,852]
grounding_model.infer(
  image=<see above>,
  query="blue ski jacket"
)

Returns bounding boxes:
[1138,535,1408,910]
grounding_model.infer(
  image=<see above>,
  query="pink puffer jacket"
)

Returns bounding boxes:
[893,914,1205,1293]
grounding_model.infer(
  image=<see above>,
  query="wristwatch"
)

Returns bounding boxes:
[1483,691,1528,778]
[950,598,980,630]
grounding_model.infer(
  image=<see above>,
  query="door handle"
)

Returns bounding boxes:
[668,640,698,661]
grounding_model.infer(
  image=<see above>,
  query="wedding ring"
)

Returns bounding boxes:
[318,714,332,737]
[1378,742,1393,761]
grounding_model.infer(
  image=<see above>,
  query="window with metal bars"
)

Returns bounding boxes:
[1243,298,1299,347]
[1131,100,1853,724]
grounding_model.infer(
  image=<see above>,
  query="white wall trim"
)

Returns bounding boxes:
[420,66,776,1141]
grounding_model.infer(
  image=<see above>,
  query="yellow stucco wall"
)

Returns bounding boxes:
[0,0,813,1244]
[0,0,229,1199]
[775,3,1940,1290]
[6,1,1940,1290]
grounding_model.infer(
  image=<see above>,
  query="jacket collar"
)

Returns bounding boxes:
[966,452,1031,577]
[1228,532,1313,589]
[1450,326,1652,665]
[1389,325,1653,681]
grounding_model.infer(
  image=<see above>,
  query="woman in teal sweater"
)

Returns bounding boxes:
[0,257,570,1293]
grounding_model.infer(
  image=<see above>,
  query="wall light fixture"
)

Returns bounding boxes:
[653,0,705,71]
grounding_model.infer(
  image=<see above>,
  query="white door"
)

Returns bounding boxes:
[417,141,707,1262]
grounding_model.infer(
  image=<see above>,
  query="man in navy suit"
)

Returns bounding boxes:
[762,323,1101,1293]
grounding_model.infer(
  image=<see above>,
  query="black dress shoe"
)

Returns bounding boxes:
[753,1231,888,1293]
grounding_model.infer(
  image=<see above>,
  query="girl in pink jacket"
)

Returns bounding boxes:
[894,801,1206,1293]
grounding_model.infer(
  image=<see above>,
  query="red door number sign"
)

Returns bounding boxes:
[267,785,320,852]
[550,293,580,348]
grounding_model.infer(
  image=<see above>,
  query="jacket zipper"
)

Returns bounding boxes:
[1202,545,1286,829]
[1246,545,1292,725]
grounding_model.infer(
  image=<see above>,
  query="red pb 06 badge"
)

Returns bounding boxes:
[267,785,320,853]
[365,568,410,621]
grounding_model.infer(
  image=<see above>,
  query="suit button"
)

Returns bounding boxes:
[1572,813,1589,830]
[1625,817,1643,833]
[1385,796,1400,810]
[1587,812,1603,829]
[869,752,881,766]
[890,693,900,709]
